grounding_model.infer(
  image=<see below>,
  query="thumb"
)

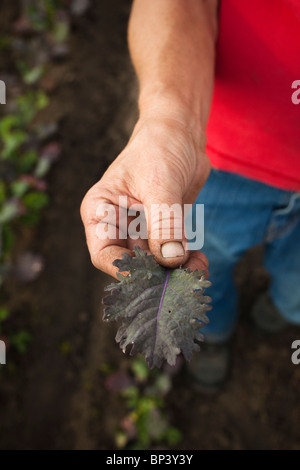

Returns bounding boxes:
[143,192,189,268]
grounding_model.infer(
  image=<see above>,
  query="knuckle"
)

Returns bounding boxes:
[80,187,94,221]
[80,196,87,220]
[90,253,100,270]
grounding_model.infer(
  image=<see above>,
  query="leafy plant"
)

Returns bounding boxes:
[0,0,64,359]
[106,357,182,450]
[121,386,181,450]
[25,0,62,32]
[0,307,10,335]
[10,330,32,354]
[103,247,212,369]
[0,89,51,273]
[17,63,45,86]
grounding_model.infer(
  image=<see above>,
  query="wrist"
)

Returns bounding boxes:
[137,88,206,152]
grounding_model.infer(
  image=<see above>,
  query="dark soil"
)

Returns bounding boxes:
[1,0,300,450]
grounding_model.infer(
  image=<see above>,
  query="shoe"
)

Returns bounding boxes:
[187,342,231,393]
[250,292,289,335]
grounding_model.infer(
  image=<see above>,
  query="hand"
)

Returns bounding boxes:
[80,112,211,278]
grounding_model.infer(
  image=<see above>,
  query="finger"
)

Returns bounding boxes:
[126,203,150,253]
[144,194,189,269]
[127,237,150,253]
[183,250,209,278]
[83,214,131,278]
[90,244,133,279]
[81,192,132,278]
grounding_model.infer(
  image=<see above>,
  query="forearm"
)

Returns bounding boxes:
[128,0,218,132]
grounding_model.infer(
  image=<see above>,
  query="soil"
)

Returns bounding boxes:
[1,0,300,450]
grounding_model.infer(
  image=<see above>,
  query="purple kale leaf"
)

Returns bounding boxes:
[103,247,212,369]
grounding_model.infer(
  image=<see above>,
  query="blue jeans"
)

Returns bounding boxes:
[194,169,300,343]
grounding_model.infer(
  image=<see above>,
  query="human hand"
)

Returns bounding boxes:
[80,111,210,278]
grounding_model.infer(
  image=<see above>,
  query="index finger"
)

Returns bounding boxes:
[80,192,133,278]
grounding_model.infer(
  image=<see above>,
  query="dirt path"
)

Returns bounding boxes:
[1,0,300,450]
[0,0,137,450]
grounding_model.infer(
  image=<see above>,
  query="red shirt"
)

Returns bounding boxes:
[206,0,300,191]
